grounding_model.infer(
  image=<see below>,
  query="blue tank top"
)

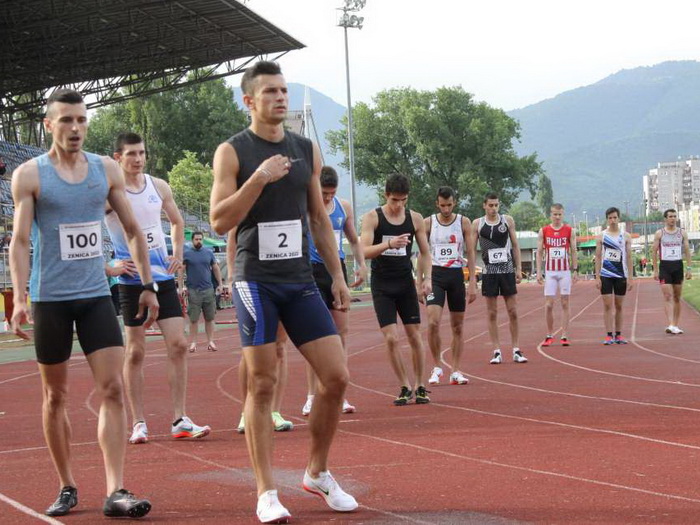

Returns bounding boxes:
[309,196,346,264]
[104,174,173,285]
[30,153,111,301]
[600,231,627,279]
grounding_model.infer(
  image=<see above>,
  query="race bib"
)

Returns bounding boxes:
[603,248,622,262]
[382,235,407,257]
[59,221,102,261]
[434,243,459,265]
[661,245,681,261]
[143,223,163,251]
[488,247,509,264]
[258,220,302,260]
[548,247,566,260]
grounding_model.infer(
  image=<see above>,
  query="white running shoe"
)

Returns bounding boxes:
[302,395,314,416]
[671,325,684,334]
[342,399,356,414]
[171,416,211,439]
[272,412,293,432]
[489,350,502,364]
[449,371,469,385]
[237,415,245,434]
[513,349,528,363]
[303,470,358,512]
[665,325,674,334]
[428,366,443,385]
[256,490,291,524]
[129,422,148,444]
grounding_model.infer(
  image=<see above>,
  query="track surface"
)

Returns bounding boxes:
[2,279,700,524]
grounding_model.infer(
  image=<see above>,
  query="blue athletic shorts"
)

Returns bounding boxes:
[232,281,337,348]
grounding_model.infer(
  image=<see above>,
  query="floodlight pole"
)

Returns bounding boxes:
[338,0,365,227]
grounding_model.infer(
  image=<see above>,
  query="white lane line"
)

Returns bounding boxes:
[0,491,63,524]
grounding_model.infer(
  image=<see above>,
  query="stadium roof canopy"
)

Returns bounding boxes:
[0,0,304,140]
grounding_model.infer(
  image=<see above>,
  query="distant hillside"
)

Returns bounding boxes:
[510,60,700,219]
[233,84,378,215]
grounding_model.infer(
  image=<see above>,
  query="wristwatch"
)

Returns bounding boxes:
[143,282,159,293]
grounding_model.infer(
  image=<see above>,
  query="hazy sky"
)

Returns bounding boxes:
[245,0,700,111]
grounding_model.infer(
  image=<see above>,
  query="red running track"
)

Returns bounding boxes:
[1,279,700,523]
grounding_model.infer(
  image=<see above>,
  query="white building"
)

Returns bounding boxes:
[643,157,700,213]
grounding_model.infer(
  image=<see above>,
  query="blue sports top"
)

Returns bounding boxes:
[104,174,172,285]
[600,231,627,279]
[308,196,346,264]
[30,152,110,301]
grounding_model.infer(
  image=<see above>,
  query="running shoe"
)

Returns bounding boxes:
[237,414,245,434]
[489,350,503,364]
[342,399,356,414]
[46,486,77,516]
[129,421,148,445]
[188,342,197,353]
[393,386,412,406]
[415,386,431,404]
[103,489,151,518]
[671,325,684,334]
[428,366,443,385]
[614,335,628,344]
[665,325,675,334]
[560,337,571,346]
[171,416,211,439]
[602,335,614,345]
[541,335,555,347]
[257,490,291,524]
[272,412,293,432]
[449,371,469,385]
[207,342,218,352]
[302,395,314,416]
[302,470,358,512]
[513,349,528,363]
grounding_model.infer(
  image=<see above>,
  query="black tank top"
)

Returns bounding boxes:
[371,206,415,279]
[227,128,314,283]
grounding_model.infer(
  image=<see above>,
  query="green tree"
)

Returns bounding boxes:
[536,173,554,214]
[327,86,542,218]
[168,151,213,210]
[508,201,547,232]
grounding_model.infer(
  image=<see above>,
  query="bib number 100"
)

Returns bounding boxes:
[66,232,98,249]
[59,221,102,261]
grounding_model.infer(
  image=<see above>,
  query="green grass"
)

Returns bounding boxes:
[682,276,700,313]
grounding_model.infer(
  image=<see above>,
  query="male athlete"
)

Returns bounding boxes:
[536,203,578,346]
[210,61,357,523]
[425,186,476,386]
[10,89,154,518]
[106,132,210,445]
[651,208,692,334]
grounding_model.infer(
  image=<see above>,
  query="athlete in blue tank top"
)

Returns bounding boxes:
[9,89,155,518]
[209,61,357,521]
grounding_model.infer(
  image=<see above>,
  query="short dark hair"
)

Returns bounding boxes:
[605,207,620,218]
[385,173,410,195]
[663,208,677,218]
[436,186,456,200]
[46,88,84,116]
[483,192,499,203]
[192,231,204,239]
[320,166,339,188]
[551,203,564,211]
[114,132,144,153]
[241,61,282,96]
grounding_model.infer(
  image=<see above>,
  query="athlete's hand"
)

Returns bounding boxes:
[10,302,32,340]
[349,263,368,288]
[331,279,351,311]
[112,258,137,277]
[595,278,602,290]
[515,271,522,285]
[536,274,543,285]
[166,256,182,274]
[256,154,291,185]
[421,278,432,300]
[653,270,659,281]
[572,272,579,284]
[467,280,477,304]
[686,269,693,281]
[627,279,634,291]
[390,234,411,249]
[135,290,159,328]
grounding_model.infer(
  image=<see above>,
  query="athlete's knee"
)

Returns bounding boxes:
[43,383,69,412]
[383,330,399,349]
[318,368,349,398]
[248,372,277,403]
[96,375,124,404]
[427,316,441,332]
[451,321,464,336]
[124,341,146,366]
[506,304,518,319]
[168,337,188,360]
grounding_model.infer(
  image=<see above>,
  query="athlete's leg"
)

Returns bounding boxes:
[544,296,555,334]
[204,319,216,347]
[306,309,348,398]
[602,294,614,333]
[298,335,348,476]
[448,310,465,371]
[404,323,426,389]
[661,283,674,327]
[426,304,444,368]
[672,283,683,326]
[86,347,128,494]
[122,326,147,424]
[504,294,519,348]
[158,316,189,420]
[38,361,77,490]
[560,295,571,338]
[242,342,279,495]
[380,324,410,386]
[614,295,625,332]
[272,326,289,413]
[486,296,500,349]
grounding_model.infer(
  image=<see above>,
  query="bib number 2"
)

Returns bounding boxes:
[258,220,302,260]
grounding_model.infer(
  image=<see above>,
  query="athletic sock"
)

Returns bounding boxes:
[615,331,621,337]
